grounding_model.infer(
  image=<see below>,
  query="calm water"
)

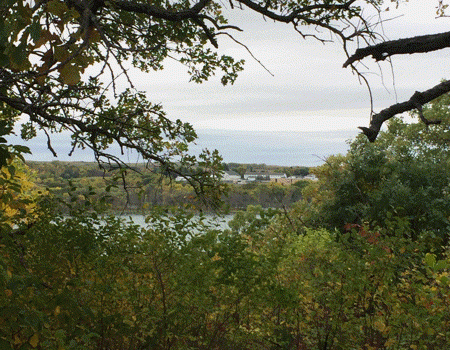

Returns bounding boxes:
[117,214,234,231]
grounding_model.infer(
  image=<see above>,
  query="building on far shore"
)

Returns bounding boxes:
[222,170,241,183]
[302,174,318,181]
[176,170,317,184]
[244,172,287,182]
[270,174,318,184]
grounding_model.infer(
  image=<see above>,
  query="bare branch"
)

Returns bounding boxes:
[220,32,274,76]
[359,80,450,142]
[344,31,450,67]
[44,129,57,157]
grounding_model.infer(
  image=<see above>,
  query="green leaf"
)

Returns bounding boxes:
[27,22,41,42]
[424,253,436,268]
[59,64,81,85]
[12,145,31,154]
[0,53,8,67]
[9,43,29,70]
[439,275,449,285]
[0,147,11,167]
[7,165,15,177]
[46,0,70,18]
[435,259,449,270]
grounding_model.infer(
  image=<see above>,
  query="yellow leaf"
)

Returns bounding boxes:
[427,327,435,335]
[4,289,12,297]
[211,252,221,261]
[385,338,396,347]
[54,306,61,316]
[29,333,39,348]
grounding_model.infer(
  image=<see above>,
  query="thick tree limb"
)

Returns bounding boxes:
[111,0,211,21]
[237,0,357,25]
[344,31,450,67]
[359,80,450,142]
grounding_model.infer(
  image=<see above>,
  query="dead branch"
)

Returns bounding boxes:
[344,31,450,67]
[359,80,450,142]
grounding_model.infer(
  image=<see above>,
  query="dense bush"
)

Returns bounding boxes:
[3,188,450,349]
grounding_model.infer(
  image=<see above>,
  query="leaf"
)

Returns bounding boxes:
[0,53,9,68]
[9,43,29,71]
[14,335,21,345]
[8,165,15,178]
[439,275,449,285]
[46,0,69,18]
[12,145,31,154]
[0,147,11,167]
[59,64,81,85]
[424,253,436,268]
[29,333,39,348]
[54,306,61,316]
[54,45,70,62]
[27,22,41,42]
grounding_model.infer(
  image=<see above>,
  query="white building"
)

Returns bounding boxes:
[303,174,318,181]
[244,172,287,181]
[222,170,241,182]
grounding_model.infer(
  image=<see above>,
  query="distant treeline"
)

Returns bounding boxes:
[27,161,312,212]
[224,162,310,178]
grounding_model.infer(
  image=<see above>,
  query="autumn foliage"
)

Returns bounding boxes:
[2,157,450,349]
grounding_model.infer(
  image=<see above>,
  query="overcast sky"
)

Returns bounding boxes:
[139,0,449,130]
[14,0,450,166]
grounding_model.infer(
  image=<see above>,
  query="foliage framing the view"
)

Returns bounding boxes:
[3,1,450,348]
[1,0,393,201]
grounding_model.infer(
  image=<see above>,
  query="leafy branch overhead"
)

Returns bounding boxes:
[1,0,449,192]
[0,0,384,204]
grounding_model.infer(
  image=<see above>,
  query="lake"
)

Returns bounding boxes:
[116,214,235,231]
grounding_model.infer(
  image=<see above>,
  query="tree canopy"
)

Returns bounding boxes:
[297,92,450,250]
[0,0,448,183]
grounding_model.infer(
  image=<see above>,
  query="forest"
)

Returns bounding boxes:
[3,95,450,349]
[25,161,310,212]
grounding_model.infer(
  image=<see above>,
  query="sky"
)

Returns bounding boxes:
[9,0,450,166]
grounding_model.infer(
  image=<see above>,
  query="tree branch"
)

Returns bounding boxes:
[237,0,358,24]
[344,31,450,67]
[111,0,211,21]
[359,80,450,142]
